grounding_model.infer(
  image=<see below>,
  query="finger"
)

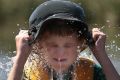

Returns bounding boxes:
[92,28,106,41]
[18,30,28,35]
[92,28,100,32]
[92,28,99,41]
[16,30,29,41]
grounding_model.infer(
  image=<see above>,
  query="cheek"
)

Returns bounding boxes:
[45,47,55,56]
[68,47,78,53]
[42,47,54,60]
[67,47,78,58]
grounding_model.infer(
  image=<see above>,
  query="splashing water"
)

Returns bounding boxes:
[58,58,63,80]
[0,51,14,80]
[0,23,120,80]
[50,58,64,80]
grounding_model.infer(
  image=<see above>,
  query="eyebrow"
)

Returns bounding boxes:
[65,42,77,45]
[46,42,77,46]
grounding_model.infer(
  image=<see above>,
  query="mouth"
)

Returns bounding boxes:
[53,58,67,62]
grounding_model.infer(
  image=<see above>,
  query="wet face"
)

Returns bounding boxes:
[40,35,83,73]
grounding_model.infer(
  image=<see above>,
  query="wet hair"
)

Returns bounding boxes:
[36,19,88,42]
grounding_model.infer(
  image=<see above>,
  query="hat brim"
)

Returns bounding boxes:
[35,13,87,39]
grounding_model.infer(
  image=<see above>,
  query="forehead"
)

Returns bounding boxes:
[44,35,79,43]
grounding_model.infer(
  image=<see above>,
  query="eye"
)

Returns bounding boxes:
[64,44,74,48]
[64,43,77,48]
[49,44,58,48]
[52,45,58,47]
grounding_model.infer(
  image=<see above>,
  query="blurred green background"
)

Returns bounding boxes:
[0,0,120,58]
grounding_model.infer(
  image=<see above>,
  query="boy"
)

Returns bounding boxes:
[8,0,120,80]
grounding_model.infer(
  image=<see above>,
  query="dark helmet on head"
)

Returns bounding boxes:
[28,0,94,47]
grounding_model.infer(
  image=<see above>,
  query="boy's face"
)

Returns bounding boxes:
[40,35,81,73]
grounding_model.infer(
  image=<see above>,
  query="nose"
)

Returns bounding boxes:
[56,47,65,57]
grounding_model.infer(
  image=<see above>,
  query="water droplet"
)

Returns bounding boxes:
[77,46,80,49]
[94,24,97,26]
[118,34,120,37]
[84,28,86,31]
[113,40,115,43]
[13,51,16,54]
[17,24,20,26]
[78,3,82,5]
[25,22,27,24]
[78,31,82,34]
[118,47,120,50]
[52,14,56,17]
[106,20,110,23]
[44,3,48,6]
[101,26,105,29]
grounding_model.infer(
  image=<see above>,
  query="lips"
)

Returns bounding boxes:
[53,58,67,62]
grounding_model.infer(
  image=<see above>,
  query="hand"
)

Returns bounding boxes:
[91,28,120,80]
[15,30,32,61]
[7,30,33,80]
[91,28,106,57]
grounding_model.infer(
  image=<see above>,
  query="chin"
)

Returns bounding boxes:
[53,67,67,74]
[51,64,70,73]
